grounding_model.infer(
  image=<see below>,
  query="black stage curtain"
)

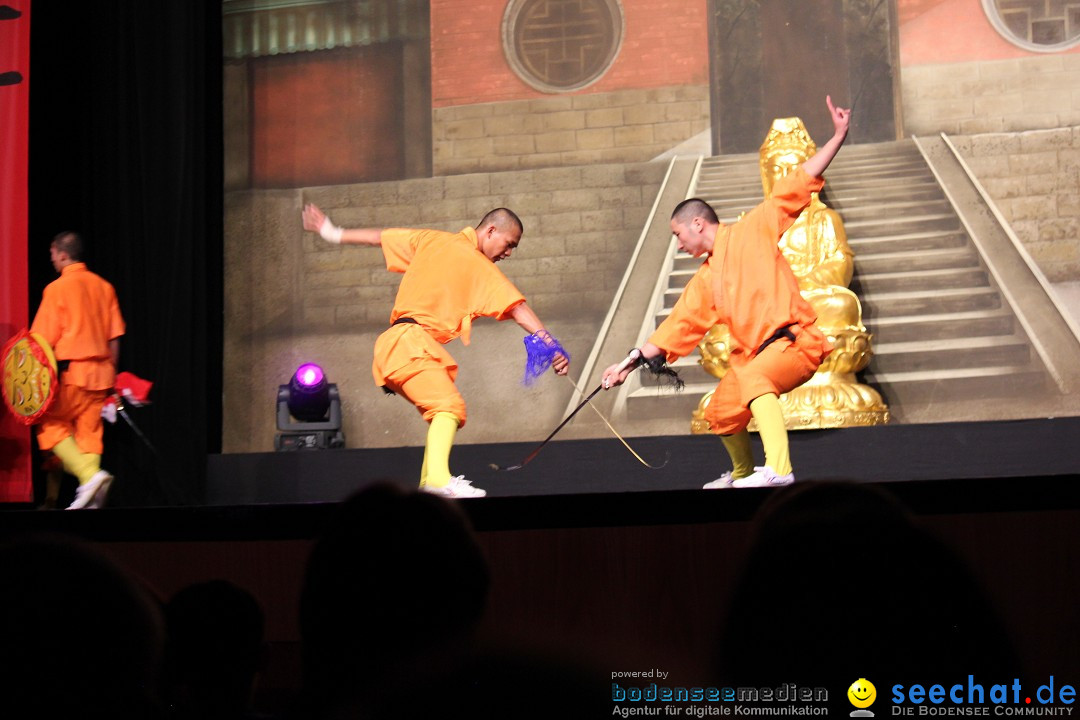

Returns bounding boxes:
[28,1,223,506]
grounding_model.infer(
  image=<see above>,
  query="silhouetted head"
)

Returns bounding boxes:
[163,579,266,717]
[0,534,165,718]
[299,483,490,705]
[717,482,1020,688]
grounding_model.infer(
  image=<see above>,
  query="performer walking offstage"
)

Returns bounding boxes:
[302,204,570,498]
[602,96,851,489]
[31,232,125,509]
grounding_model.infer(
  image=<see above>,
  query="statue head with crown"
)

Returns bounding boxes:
[760,117,816,198]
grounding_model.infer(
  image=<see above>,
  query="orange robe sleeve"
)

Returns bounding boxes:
[648,261,721,363]
[29,282,64,349]
[743,167,825,243]
[380,228,421,273]
[107,286,124,341]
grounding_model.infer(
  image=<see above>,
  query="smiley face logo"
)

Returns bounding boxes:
[848,678,876,708]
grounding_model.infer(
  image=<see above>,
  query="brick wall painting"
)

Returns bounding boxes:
[900,0,1080,66]
[222,0,1080,451]
[899,0,1080,136]
[430,0,708,107]
[898,0,1080,287]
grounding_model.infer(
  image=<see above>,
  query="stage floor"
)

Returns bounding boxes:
[2,418,1076,540]
[202,417,1080,524]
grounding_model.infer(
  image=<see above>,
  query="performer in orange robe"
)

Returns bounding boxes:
[302,205,569,498]
[602,96,851,489]
[31,231,125,508]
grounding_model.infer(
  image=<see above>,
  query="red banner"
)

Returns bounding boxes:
[0,0,32,503]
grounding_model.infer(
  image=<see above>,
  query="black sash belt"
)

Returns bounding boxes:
[756,324,797,356]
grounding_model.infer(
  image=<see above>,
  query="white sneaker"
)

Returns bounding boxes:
[702,471,734,490]
[730,466,794,489]
[87,472,114,509]
[421,475,487,499]
[66,470,113,510]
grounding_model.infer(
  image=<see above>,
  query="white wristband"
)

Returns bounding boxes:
[319,217,344,244]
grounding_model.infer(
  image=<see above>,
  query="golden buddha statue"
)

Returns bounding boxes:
[691,117,888,433]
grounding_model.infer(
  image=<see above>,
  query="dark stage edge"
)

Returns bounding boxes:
[2,418,1078,541]
[207,416,1080,502]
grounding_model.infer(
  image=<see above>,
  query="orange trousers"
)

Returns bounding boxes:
[705,325,826,435]
[375,324,468,426]
[36,383,109,454]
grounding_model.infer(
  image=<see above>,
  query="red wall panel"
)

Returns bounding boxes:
[250,46,405,189]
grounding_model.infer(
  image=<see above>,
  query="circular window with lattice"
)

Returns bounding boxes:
[502,0,625,93]
[982,0,1080,52]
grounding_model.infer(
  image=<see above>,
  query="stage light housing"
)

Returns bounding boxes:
[275,363,345,451]
[288,363,330,422]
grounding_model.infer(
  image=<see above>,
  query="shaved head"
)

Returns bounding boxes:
[51,231,85,262]
[476,208,523,236]
[671,198,718,226]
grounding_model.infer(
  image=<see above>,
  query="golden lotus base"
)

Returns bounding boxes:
[690,376,890,434]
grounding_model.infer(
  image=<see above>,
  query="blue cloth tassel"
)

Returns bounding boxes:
[522,331,569,385]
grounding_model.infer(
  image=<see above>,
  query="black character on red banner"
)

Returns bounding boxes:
[0,5,23,87]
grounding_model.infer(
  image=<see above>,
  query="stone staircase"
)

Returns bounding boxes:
[624,139,1056,421]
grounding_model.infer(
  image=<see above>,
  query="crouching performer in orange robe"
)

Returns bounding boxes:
[302,204,569,498]
[602,96,851,489]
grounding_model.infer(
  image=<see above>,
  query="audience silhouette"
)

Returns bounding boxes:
[0,480,1036,718]
[0,534,166,719]
[296,482,490,718]
[716,482,1022,692]
[162,579,268,720]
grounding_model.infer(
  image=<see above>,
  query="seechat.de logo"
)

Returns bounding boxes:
[891,675,1076,714]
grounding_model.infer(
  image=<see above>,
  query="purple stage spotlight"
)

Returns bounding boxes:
[276,363,345,450]
[294,363,325,388]
[286,363,329,422]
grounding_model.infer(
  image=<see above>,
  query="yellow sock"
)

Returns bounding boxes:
[750,393,791,476]
[50,436,101,485]
[421,412,459,489]
[720,430,755,479]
